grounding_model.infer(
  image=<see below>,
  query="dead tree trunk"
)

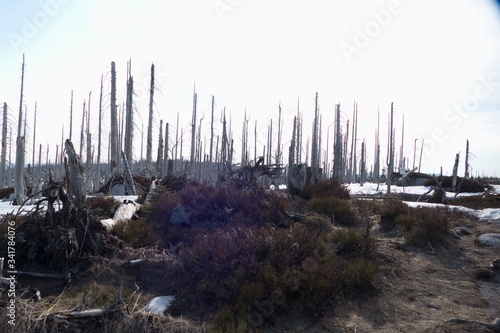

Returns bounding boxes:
[0,102,8,187]
[163,122,169,177]
[14,54,27,205]
[86,92,92,193]
[333,104,343,180]
[121,151,136,195]
[452,152,460,192]
[360,139,366,186]
[210,95,215,163]
[373,109,380,183]
[276,103,282,165]
[156,120,164,177]
[296,100,302,165]
[310,92,319,185]
[110,61,119,174]
[399,114,405,173]
[288,115,296,186]
[146,63,155,175]
[94,75,104,192]
[221,110,228,171]
[190,87,197,171]
[464,139,469,178]
[124,61,134,168]
[69,90,73,141]
[386,102,395,194]
[65,139,86,209]
[79,100,86,160]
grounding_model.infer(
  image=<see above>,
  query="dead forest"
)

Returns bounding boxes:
[0,56,488,201]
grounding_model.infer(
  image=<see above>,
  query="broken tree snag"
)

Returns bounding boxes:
[121,151,136,195]
[452,152,460,192]
[65,139,86,209]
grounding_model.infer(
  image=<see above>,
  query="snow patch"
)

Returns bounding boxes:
[144,295,175,314]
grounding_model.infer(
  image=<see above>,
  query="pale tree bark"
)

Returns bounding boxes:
[122,151,136,195]
[386,102,395,194]
[190,87,197,171]
[69,90,73,141]
[452,152,460,192]
[146,64,155,175]
[95,75,104,192]
[373,109,380,183]
[333,104,343,180]
[464,139,469,178]
[79,100,85,160]
[86,92,92,193]
[14,54,27,204]
[310,92,319,185]
[124,61,134,168]
[65,139,86,209]
[163,122,169,177]
[156,120,163,177]
[210,95,214,163]
[110,61,119,173]
[0,102,7,187]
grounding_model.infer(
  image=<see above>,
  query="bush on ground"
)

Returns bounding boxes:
[306,196,358,227]
[395,206,450,246]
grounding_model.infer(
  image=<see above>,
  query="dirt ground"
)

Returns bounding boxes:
[285,216,500,333]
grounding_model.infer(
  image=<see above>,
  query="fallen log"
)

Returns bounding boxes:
[100,199,142,231]
[52,302,121,321]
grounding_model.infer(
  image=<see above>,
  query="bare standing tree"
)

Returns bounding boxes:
[464,139,470,178]
[310,92,320,184]
[95,75,104,192]
[387,102,395,194]
[146,63,155,175]
[333,104,343,180]
[110,61,119,173]
[163,122,169,177]
[190,85,197,171]
[124,60,134,167]
[373,108,380,183]
[452,152,460,192]
[156,119,164,176]
[210,95,215,163]
[0,102,7,188]
[65,139,86,209]
[14,54,27,205]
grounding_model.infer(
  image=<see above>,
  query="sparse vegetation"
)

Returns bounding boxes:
[395,206,450,246]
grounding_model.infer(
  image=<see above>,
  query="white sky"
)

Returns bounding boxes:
[1,0,500,177]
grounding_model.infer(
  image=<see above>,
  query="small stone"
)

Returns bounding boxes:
[473,268,495,280]
[477,233,500,247]
[455,227,471,236]
[490,259,500,270]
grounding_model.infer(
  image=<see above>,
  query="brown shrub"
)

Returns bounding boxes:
[86,195,120,219]
[302,178,350,200]
[376,198,409,231]
[172,218,377,323]
[395,207,450,246]
[306,197,358,227]
[112,218,163,247]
